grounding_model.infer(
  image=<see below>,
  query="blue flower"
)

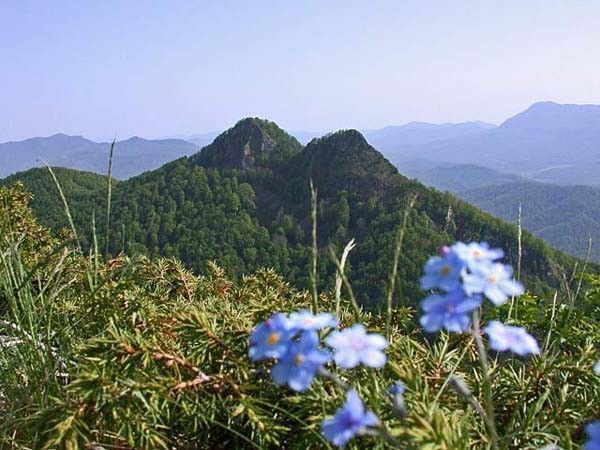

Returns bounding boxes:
[325,324,388,369]
[484,321,540,356]
[462,262,524,305]
[594,361,600,374]
[451,242,504,271]
[248,313,295,361]
[387,381,405,396]
[420,250,465,291]
[584,421,600,450]
[270,330,330,391]
[419,288,482,333]
[322,390,379,448]
[289,309,338,331]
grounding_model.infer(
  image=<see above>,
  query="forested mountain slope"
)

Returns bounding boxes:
[461,181,600,262]
[0,167,110,232]
[2,118,584,308]
[393,161,600,262]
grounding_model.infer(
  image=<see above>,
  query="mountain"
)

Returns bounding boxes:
[0,134,99,177]
[192,118,303,169]
[397,161,600,261]
[0,134,198,179]
[1,167,110,233]
[386,102,600,186]
[396,160,524,192]
[2,118,583,308]
[363,121,496,152]
[460,181,600,262]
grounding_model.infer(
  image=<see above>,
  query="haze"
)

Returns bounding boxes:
[2,0,600,141]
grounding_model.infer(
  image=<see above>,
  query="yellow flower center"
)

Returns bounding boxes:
[440,265,451,276]
[267,332,280,345]
[294,354,305,365]
[488,275,497,284]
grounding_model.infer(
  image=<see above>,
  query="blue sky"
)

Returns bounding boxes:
[1,0,599,140]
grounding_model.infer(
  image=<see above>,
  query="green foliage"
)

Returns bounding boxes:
[0,185,598,449]
[4,120,590,312]
[459,180,600,262]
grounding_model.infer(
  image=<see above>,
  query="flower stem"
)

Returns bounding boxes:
[471,309,500,450]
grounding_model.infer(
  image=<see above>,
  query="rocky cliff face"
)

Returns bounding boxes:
[192,117,301,170]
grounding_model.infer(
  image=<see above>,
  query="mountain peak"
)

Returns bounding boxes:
[501,101,600,133]
[301,129,403,199]
[313,129,369,147]
[192,117,302,169]
[122,136,147,143]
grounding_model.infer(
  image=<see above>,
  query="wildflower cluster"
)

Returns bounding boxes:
[420,241,540,355]
[249,309,394,447]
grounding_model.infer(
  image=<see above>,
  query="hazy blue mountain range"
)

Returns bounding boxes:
[363,120,496,151]
[2,101,600,186]
[0,133,198,179]
[375,102,600,186]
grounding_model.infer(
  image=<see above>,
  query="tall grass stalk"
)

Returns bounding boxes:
[385,195,416,341]
[573,235,592,303]
[44,164,81,254]
[334,239,356,317]
[516,203,522,282]
[0,235,70,444]
[329,247,362,322]
[105,139,115,255]
[543,291,559,351]
[508,203,523,322]
[310,180,318,312]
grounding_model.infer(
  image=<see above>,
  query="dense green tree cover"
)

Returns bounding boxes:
[460,181,600,262]
[1,184,598,449]
[3,118,591,309]
[0,167,110,233]
[399,161,600,262]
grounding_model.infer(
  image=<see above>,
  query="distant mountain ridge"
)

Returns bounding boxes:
[0,133,198,179]
[3,101,600,185]
[364,120,496,151]
[378,102,600,186]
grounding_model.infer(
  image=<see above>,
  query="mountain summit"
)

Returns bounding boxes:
[500,101,600,135]
[192,118,302,170]
[300,130,402,199]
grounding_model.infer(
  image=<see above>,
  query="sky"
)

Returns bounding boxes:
[1,0,600,141]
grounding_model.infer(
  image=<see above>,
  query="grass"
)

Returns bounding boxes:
[0,180,598,449]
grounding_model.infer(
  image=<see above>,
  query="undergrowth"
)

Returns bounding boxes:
[0,183,598,449]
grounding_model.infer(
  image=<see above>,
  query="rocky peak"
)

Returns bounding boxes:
[192,118,301,170]
[300,129,404,199]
